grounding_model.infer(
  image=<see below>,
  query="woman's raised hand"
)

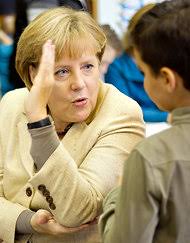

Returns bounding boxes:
[25,40,55,122]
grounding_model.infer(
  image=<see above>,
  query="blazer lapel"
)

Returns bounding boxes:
[62,122,88,166]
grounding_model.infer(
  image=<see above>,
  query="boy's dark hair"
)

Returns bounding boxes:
[131,0,190,90]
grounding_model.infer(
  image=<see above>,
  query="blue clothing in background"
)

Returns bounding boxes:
[0,43,14,96]
[105,52,168,122]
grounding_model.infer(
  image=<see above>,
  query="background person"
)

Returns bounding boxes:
[0,0,15,96]
[0,0,16,36]
[0,7,144,243]
[100,1,190,242]
[0,29,14,97]
[100,24,123,80]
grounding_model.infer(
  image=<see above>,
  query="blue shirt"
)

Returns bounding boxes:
[0,42,14,96]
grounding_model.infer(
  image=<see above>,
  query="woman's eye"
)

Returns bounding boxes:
[54,68,69,77]
[83,64,94,71]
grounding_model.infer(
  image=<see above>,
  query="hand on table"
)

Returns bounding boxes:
[31,209,89,235]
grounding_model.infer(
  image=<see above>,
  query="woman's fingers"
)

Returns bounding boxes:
[25,40,55,121]
[56,222,90,234]
[34,40,55,87]
[38,40,55,80]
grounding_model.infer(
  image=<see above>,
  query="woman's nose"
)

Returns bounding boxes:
[70,72,85,91]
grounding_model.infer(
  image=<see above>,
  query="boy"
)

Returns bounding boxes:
[99,1,190,242]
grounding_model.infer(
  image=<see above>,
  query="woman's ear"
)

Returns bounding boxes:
[29,65,37,84]
[160,67,177,92]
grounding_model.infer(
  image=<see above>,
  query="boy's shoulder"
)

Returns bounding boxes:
[135,125,190,167]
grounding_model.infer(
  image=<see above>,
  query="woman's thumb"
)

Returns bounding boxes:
[37,210,52,224]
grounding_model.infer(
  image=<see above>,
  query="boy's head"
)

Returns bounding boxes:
[131,0,190,112]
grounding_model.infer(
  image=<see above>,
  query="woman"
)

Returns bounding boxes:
[99,24,123,80]
[0,7,144,243]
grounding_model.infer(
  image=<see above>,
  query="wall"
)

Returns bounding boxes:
[97,0,164,38]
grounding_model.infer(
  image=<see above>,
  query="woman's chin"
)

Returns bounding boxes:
[69,113,88,123]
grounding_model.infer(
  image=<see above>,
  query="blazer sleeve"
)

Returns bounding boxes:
[0,138,29,242]
[0,91,32,243]
[28,101,145,227]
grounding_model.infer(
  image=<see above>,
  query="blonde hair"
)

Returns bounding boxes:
[16,7,106,88]
[123,3,155,54]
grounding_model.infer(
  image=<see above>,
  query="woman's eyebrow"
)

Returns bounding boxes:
[55,65,70,69]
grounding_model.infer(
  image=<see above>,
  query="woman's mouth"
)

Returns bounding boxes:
[72,97,88,107]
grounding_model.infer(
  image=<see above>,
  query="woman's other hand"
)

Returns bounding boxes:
[30,209,89,235]
[25,40,55,122]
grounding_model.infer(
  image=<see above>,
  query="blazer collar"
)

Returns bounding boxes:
[85,80,105,125]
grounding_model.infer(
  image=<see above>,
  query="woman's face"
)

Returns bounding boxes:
[47,52,100,126]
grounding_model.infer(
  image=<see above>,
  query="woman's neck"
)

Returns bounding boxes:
[56,123,73,137]
[48,110,73,136]
[55,122,70,133]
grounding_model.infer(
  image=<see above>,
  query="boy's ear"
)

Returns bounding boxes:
[160,67,177,92]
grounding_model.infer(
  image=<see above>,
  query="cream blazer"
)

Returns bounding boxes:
[0,82,145,243]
